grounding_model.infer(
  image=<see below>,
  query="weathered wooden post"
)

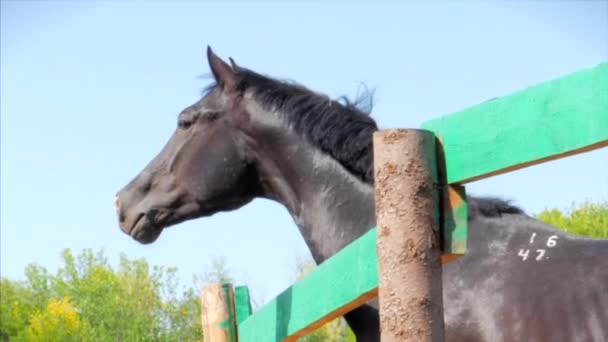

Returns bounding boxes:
[373,129,445,341]
[201,283,238,342]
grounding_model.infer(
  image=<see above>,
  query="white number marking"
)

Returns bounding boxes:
[518,249,530,261]
[536,249,546,260]
[518,234,558,261]
[547,235,558,247]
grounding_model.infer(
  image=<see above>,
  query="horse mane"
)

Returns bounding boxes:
[233,67,378,183]
[468,196,523,218]
[225,67,523,217]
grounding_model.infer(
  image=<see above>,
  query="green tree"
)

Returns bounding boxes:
[0,278,38,340]
[536,200,608,238]
[26,297,94,341]
[0,248,202,341]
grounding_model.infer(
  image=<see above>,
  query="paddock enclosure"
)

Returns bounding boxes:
[200,63,608,341]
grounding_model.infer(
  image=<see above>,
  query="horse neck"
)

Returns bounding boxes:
[247,108,376,263]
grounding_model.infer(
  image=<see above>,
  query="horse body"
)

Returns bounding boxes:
[115,48,608,341]
[446,210,607,342]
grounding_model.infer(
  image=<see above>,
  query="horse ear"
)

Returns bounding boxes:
[207,46,236,89]
[229,57,241,72]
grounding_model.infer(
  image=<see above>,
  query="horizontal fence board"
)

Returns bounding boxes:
[422,62,608,184]
[238,229,379,342]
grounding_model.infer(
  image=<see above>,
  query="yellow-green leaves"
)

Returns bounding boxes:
[537,201,608,239]
[1,249,202,342]
[27,297,93,342]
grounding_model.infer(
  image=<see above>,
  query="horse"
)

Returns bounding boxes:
[115,47,608,341]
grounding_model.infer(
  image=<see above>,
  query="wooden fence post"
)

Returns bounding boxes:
[201,283,238,342]
[373,129,445,341]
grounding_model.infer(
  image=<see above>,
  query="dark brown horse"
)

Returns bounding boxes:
[115,48,608,341]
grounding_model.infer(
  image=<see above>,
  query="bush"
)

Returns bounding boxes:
[0,249,202,341]
[536,200,608,238]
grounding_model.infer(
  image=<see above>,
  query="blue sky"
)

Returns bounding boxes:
[2,1,607,303]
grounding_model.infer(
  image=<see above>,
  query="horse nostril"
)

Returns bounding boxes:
[114,196,120,214]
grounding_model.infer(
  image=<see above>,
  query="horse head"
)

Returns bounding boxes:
[115,48,262,243]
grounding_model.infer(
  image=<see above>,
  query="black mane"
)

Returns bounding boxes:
[468,196,523,218]
[229,68,523,217]
[234,68,378,183]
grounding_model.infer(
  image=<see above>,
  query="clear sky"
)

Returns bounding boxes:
[2,1,607,303]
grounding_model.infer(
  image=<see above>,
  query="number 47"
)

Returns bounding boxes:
[518,249,546,261]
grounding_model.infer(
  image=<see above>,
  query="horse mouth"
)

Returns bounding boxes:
[126,212,164,244]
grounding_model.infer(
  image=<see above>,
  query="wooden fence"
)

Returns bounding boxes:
[201,62,608,341]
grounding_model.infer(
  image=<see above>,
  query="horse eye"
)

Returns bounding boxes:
[178,119,193,129]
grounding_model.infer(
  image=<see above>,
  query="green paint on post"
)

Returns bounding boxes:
[443,185,467,256]
[422,62,608,184]
[237,229,378,342]
[235,286,252,326]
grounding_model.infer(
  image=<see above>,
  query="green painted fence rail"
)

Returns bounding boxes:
[422,62,608,184]
[238,230,378,341]
[216,62,608,342]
